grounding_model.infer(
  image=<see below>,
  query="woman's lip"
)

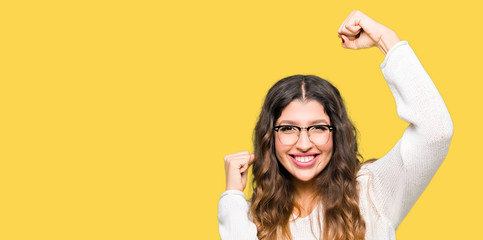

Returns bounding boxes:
[289,154,319,168]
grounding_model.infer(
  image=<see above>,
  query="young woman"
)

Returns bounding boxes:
[218,10,453,240]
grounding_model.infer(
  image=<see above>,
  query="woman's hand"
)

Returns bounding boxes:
[224,151,255,191]
[338,10,400,55]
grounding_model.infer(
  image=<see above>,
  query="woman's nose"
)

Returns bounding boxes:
[295,129,312,151]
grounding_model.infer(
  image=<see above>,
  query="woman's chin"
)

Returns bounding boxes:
[293,172,317,182]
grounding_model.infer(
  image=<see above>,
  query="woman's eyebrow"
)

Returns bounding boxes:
[310,119,330,125]
[278,120,298,125]
[277,119,329,125]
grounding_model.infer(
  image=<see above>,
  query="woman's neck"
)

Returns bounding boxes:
[292,178,319,217]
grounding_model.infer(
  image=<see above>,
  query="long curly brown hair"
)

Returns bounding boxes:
[250,75,366,240]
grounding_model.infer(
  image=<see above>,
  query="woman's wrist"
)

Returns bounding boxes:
[376,29,400,55]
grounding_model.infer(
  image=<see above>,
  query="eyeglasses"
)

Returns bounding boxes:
[273,125,335,146]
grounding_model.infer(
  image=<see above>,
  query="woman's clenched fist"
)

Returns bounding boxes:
[224,151,255,191]
[338,10,400,55]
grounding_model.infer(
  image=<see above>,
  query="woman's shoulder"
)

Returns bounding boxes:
[356,159,380,189]
[357,159,377,175]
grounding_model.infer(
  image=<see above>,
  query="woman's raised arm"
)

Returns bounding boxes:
[339,11,454,228]
[218,151,258,239]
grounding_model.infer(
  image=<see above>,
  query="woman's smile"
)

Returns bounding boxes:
[289,153,319,167]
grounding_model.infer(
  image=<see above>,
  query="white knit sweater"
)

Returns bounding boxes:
[218,41,454,240]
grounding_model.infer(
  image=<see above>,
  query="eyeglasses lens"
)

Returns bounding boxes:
[277,127,330,146]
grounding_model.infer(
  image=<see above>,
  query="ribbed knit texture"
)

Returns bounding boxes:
[218,41,454,240]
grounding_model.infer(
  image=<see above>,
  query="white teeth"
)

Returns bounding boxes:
[294,156,315,163]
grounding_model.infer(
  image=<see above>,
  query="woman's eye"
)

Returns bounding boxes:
[280,126,296,132]
[312,125,328,131]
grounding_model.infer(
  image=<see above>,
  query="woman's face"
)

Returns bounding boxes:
[274,99,333,182]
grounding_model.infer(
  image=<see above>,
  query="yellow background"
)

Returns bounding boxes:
[1,0,481,239]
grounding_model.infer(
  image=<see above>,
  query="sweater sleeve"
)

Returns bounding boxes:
[364,41,454,229]
[218,190,259,240]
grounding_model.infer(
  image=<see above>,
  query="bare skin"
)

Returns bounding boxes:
[292,179,319,218]
[338,10,400,55]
